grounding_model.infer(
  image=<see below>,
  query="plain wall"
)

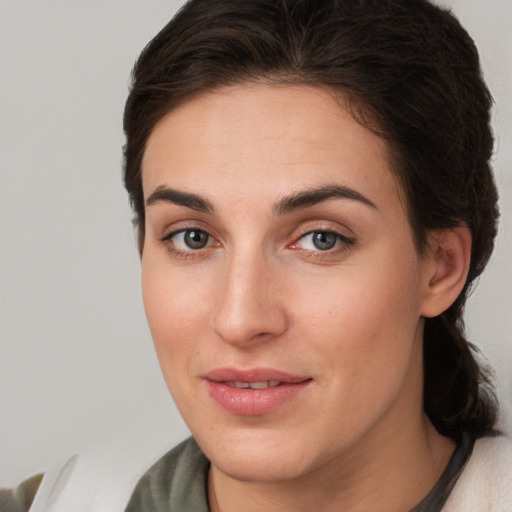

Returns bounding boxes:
[1,0,511,487]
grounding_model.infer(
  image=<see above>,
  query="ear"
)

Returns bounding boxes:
[420,226,472,318]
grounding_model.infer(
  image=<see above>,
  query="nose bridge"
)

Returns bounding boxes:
[210,245,287,346]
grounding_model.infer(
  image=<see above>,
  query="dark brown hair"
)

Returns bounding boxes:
[123,0,499,440]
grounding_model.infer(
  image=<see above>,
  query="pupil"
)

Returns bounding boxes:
[185,230,207,249]
[313,232,336,250]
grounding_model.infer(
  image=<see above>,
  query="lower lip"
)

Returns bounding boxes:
[205,380,311,416]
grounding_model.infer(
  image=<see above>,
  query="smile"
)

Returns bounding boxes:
[202,368,312,416]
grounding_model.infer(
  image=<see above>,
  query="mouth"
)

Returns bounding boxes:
[202,368,312,416]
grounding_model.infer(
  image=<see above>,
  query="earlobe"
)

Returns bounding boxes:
[420,227,472,318]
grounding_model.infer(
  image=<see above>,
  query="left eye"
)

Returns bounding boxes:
[168,229,213,250]
[296,231,347,251]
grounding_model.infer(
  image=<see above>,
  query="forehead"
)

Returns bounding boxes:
[141,84,402,214]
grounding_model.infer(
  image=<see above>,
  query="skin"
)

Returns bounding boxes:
[141,84,469,511]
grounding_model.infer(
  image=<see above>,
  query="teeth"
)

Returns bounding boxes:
[224,380,281,389]
[231,381,250,388]
[249,381,269,389]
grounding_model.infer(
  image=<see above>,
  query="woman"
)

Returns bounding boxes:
[121,0,510,510]
[2,0,511,510]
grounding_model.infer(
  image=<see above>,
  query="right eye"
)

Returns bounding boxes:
[162,228,216,252]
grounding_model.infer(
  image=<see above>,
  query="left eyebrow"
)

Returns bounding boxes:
[273,184,377,215]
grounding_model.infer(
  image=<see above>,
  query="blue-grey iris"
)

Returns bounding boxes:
[312,232,337,250]
[185,230,208,249]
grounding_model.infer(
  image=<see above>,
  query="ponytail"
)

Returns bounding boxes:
[423,314,498,440]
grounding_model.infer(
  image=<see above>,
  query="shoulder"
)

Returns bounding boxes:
[0,474,44,512]
[124,437,210,512]
[443,434,512,512]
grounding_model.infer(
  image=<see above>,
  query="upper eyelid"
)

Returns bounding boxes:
[159,222,217,239]
[297,226,350,237]
[162,227,213,242]
[292,221,355,240]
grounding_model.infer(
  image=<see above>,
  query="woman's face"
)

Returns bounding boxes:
[141,85,435,482]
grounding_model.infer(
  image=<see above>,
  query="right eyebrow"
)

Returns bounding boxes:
[145,185,214,213]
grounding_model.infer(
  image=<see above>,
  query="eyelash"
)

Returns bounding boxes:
[160,227,355,260]
[160,228,218,260]
[291,229,355,255]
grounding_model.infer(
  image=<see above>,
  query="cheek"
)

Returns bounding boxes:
[141,262,211,383]
[290,249,424,398]
[293,254,422,343]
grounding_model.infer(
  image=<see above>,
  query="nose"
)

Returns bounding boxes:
[210,251,288,347]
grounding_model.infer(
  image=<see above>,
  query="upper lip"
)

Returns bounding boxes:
[202,367,311,384]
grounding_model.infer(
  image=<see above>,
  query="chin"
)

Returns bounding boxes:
[213,449,313,483]
[193,425,322,482]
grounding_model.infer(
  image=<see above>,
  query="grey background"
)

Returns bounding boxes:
[1,0,511,487]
